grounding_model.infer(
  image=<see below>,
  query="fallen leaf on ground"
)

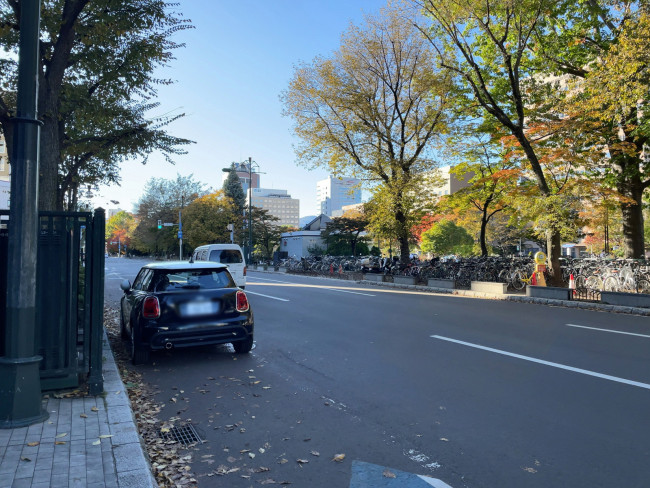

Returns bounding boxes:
[80,413,88,418]
[383,469,396,478]
[332,453,346,462]
[21,457,31,462]
[91,406,98,412]
[310,451,320,456]
[440,438,449,442]
[98,435,113,439]
[54,441,66,445]
[92,440,101,446]
[27,442,39,447]
[297,459,309,464]
[55,433,67,438]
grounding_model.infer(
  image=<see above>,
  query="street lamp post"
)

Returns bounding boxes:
[222,157,260,264]
[0,0,48,428]
[179,195,184,260]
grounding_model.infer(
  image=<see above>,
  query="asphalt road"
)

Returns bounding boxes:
[105,258,650,488]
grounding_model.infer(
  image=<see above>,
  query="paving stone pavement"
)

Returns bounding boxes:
[0,332,156,488]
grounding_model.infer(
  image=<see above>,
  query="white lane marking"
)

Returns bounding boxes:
[431,335,650,390]
[418,475,454,488]
[566,323,650,339]
[248,276,293,284]
[328,288,376,297]
[244,291,290,302]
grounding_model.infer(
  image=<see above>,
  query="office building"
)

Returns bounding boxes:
[249,188,299,228]
[432,165,472,197]
[316,176,361,217]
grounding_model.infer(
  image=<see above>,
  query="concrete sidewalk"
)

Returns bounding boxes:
[0,332,155,488]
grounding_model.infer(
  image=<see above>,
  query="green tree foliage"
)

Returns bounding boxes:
[321,211,369,256]
[0,0,193,211]
[421,219,474,256]
[222,164,247,215]
[105,210,135,255]
[131,175,206,256]
[532,2,650,257]
[222,163,247,246]
[251,207,282,262]
[182,191,238,250]
[281,4,454,262]
[441,137,517,256]
[417,0,577,283]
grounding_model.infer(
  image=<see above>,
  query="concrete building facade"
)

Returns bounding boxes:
[432,165,472,197]
[316,176,361,217]
[279,215,331,259]
[249,188,300,228]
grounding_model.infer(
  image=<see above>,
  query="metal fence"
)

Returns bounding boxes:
[0,209,105,393]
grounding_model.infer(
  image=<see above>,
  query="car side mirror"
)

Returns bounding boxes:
[120,279,132,292]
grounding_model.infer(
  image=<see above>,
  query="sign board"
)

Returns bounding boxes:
[163,223,174,227]
[177,231,183,239]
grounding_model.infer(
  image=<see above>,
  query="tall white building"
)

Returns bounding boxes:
[316,176,361,217]
[249,188,299,228]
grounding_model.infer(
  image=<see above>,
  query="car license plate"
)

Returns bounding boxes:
[181,301,215,316]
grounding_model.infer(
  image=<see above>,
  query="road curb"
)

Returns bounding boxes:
[102,331,158,487]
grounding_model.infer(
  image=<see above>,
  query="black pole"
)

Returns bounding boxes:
[248,157,252,264]
[0,0,48,428]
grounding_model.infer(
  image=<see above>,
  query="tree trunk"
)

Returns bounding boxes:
[546,230,562,287]
[480,209,489,257]
[38,117,61,210]
[395,208,410,263]
[616,160,645,259]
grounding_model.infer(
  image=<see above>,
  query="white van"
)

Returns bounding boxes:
[192,244,247,288]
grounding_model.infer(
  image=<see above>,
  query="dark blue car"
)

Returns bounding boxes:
[120,261,254,365]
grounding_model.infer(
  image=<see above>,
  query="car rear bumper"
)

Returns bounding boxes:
[144,322,253,350]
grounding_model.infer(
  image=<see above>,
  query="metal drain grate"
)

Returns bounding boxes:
[160,423,202,446]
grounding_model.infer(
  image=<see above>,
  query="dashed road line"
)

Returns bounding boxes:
[328,288,376,296]
[431,335,650,390]
[244,290,290,302]
[566,323,650,339]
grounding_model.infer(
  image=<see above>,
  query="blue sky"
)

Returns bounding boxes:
[95,0,387,217]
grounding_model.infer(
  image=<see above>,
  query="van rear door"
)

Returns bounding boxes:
[208,249,245,287]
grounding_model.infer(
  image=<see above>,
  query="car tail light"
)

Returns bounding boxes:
[143,296,160,319]
[243,266,247,276]
[236,290,249,312]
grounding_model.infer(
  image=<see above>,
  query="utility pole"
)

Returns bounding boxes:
[247,158,253,264]
[179,195,184,260]
[0,0,48,427]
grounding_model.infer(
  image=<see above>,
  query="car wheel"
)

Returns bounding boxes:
[119,306,129,340]
[233,335,254,354]
[130,325,150,365]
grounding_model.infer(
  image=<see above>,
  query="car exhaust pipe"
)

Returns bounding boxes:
[165,342,173,350]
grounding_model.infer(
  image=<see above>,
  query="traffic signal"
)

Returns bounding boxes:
[157,219,162,229]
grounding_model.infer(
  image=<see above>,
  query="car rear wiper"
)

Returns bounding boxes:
[179,283,201,289]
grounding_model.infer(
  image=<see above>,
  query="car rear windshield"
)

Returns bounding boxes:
[208,249,243,264]
[149,268,235,292]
